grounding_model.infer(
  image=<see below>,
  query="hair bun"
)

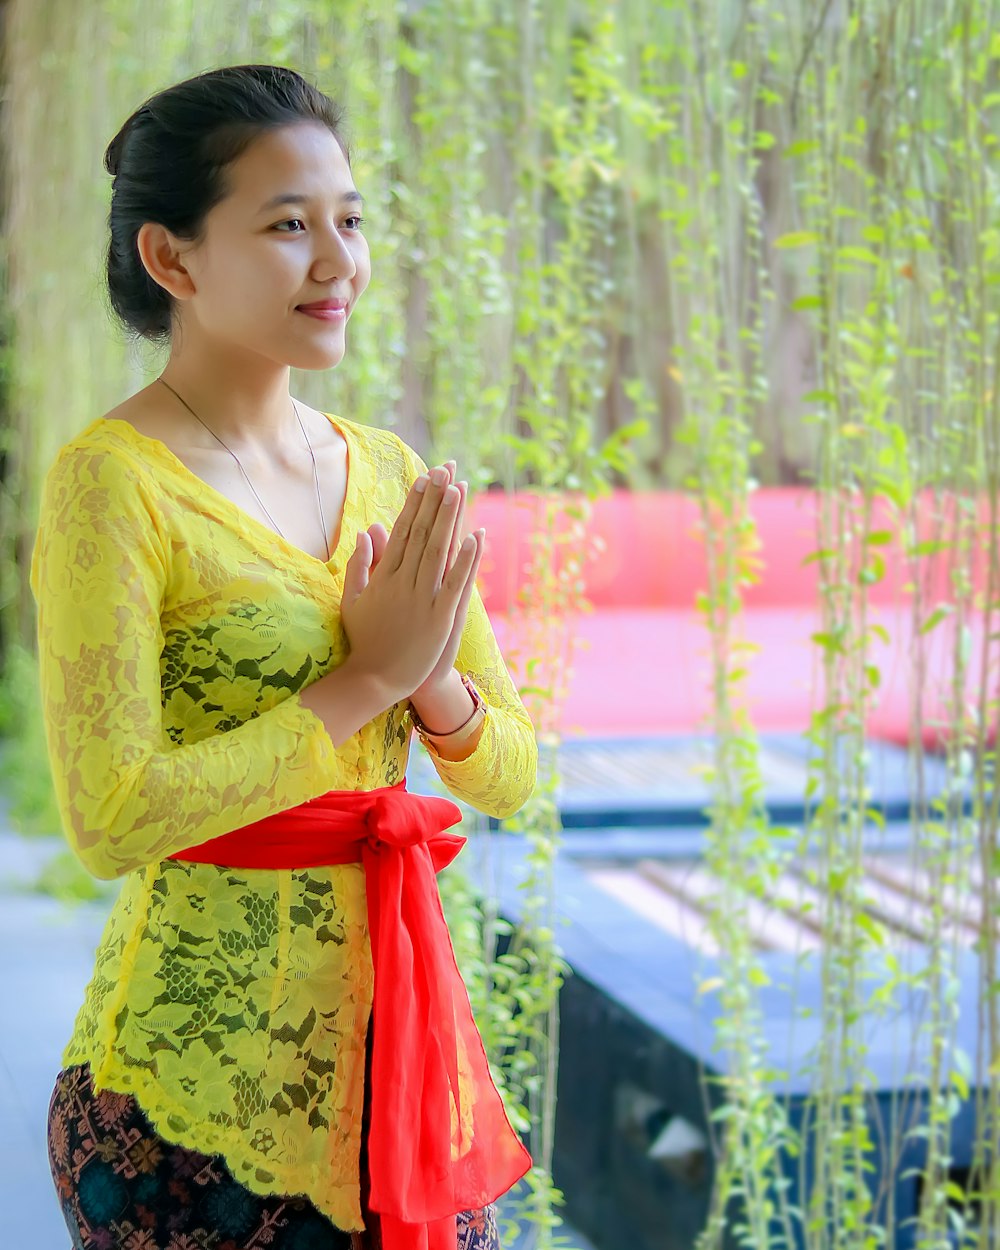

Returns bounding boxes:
[105,106,152,177]
[104,132,124,177]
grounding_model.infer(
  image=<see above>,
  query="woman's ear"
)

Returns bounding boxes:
[135,221,197,302]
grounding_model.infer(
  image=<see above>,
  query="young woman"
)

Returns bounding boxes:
[32,64,536,1250]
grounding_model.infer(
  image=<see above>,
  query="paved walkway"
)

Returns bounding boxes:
[0,841,113,1250]
[0,829,595,1250]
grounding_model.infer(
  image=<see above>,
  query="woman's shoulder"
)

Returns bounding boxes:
[328,413,425,480]
[47,401,424,492]
[47,391,157,458]
[38,405,163,515]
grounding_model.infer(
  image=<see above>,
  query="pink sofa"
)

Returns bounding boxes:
[468,489,995,747]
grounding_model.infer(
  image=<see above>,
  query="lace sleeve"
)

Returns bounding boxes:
[394,438,537,820]
[28,443,343,880]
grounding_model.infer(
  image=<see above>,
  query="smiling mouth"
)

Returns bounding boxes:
[296,305,348,320]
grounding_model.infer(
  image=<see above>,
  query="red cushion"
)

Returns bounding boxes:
[491,607,992,749]
[470,488,992,610]
[470,489,994,747]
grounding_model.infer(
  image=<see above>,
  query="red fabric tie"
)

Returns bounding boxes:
[167,781,531,1250]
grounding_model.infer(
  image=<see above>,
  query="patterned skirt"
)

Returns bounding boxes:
[46,1025,502,1250]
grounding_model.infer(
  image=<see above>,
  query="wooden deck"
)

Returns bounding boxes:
[583,850,984,956]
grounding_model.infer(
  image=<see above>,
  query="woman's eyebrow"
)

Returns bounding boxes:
[257,189,365,212]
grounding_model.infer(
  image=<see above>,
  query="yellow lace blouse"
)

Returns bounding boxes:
[28,411,537,1233]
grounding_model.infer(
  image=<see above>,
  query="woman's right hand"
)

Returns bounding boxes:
[339,467,484,703]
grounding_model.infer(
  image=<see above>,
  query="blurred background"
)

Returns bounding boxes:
[1,2,998,1249]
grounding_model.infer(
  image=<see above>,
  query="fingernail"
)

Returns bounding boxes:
[443,485,458,505]
[430,466,448,486]
[414,475,428,492]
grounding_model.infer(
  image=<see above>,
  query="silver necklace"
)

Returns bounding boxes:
[156,377,331,561]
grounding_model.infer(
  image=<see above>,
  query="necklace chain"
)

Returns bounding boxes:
[156,377,331,562]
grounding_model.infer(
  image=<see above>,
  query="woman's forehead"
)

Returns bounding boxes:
[224,123,355,205]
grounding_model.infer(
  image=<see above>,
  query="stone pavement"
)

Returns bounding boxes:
[0,839,114,1250]
[0,829,596,1250]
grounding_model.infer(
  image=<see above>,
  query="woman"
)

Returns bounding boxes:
[32,63,537,1250]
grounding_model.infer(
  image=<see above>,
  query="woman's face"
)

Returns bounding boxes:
[172,121,371,370]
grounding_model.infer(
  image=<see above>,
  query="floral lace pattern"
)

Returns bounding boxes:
[30,412,537,1232]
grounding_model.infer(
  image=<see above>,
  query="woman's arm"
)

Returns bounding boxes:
[428,577,538,818]
[29,443,377,880]
[394,439,538,820]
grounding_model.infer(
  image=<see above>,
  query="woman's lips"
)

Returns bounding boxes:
[297,304,347,321]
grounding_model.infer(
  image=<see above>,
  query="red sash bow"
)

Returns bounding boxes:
[167,781,531,1250]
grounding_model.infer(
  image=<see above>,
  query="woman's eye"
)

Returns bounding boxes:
[272,216,366,233]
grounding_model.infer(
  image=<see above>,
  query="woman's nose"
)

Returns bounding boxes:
[316,225,357,280]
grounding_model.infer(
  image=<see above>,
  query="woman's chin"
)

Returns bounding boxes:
[286,341,348,372]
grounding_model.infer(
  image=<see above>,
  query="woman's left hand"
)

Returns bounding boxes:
[364,460,474,698]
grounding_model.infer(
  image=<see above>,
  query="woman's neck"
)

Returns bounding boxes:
[154,344,297,454]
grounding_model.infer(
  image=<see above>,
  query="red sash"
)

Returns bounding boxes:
[167,781,531,1250]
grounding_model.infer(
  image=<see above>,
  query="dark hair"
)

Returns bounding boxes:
[104,64,350,343]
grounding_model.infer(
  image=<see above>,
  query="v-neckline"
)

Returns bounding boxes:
[97,410,359,574]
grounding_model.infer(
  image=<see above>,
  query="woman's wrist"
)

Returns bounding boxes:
[297,660,401,748]
[409,671,487,758]
[409,669,473,733]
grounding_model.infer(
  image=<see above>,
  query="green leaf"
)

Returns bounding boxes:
[811,631,845,653]
[774,230,821,250]
[784,139,819,159]
[802,547,837,565]
[837,245,881,265]
[859,553,886,585]
[919,604,954,635]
